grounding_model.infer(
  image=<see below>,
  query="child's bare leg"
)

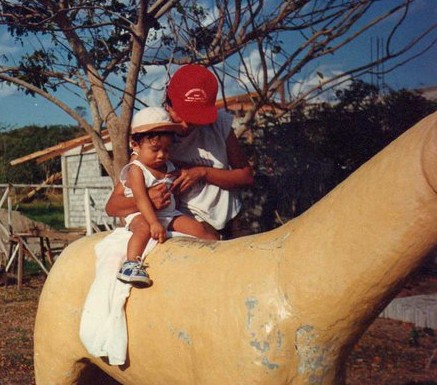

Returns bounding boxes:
[119,215,153,286]
[170,215,219,240]
[127,215,151,261]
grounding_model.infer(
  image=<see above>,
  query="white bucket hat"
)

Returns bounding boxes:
[131,106,183,134]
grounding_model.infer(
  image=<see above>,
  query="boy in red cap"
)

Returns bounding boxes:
[106,64,254,240]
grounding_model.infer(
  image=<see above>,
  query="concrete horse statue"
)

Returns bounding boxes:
[34,112,437,385]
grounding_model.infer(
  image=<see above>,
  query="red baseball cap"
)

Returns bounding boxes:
[167,64,218,125]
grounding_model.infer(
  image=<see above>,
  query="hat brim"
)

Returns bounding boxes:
[131,122,184,135]
[172,102,218,125]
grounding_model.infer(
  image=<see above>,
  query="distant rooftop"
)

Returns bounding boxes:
[416,86,437,101]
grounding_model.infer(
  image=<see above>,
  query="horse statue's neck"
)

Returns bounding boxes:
[247,112,437,383]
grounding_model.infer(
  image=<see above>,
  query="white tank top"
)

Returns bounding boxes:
[119,159,182,220]
[170,111,241,230]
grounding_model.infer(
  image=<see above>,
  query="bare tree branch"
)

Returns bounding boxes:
[0,0,434,180]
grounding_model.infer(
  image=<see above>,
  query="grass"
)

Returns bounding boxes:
[16,200,65,230]
[4,193,68,281]
[4,190,66,230]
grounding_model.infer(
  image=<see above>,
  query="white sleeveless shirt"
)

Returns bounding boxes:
[120,159,182,227]
[170,110,241,230]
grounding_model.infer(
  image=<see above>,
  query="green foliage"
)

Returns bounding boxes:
[308,81,437,175]
[243,81,437,232]
[1,0,158,85]
[18,201,65,230]
[18,50,57,94]
[0,124,83,184]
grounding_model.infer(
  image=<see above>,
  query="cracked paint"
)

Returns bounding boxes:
[295,325,332,383]
[245,297,258,329]
[262,356,280,370]
[178,330,192,345]
[167,323,192,346]
[250,339,270,353]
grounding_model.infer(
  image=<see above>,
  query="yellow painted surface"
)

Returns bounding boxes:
[34,112,437,385]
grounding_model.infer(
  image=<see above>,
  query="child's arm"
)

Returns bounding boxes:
[105,182,172,216]
[127,165,166,243]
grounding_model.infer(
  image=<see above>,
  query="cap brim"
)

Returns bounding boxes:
[173,103,218,125]
[132,122,183,135]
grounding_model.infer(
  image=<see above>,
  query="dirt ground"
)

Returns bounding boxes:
[1,270,436,385]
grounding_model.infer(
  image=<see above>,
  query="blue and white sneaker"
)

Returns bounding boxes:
[117,260,152,287]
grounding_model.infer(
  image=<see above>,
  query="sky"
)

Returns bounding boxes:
[0,0,435,129]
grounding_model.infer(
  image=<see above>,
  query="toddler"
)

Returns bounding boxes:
[117,107,217,286]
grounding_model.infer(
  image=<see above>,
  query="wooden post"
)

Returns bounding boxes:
[19,237,49,275]
[0,186,9,208]
[17,239,23,290]
[84,188,93,236]
[7,192,12,235]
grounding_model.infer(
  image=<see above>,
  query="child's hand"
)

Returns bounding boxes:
[150,221,166,243]
[148,183,171,210]
[170,167,207,194]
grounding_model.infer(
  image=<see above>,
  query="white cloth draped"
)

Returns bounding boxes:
[79,228,185,365]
